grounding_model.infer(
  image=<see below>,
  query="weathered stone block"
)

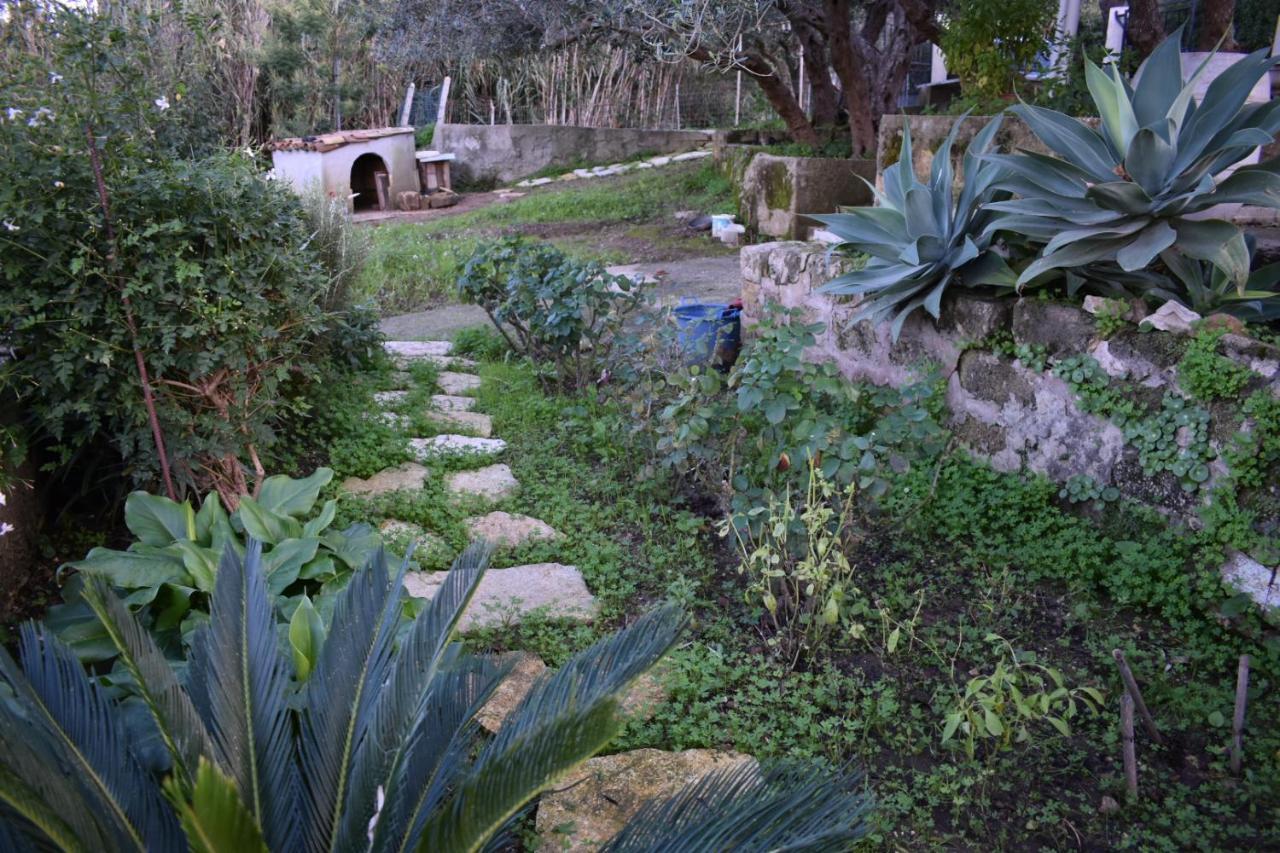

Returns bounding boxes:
[1011,300,1096,357]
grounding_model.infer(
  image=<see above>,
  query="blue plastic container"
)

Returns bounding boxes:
[673,303,742,369]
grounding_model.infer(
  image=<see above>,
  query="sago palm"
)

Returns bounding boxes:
[0,542,871,851]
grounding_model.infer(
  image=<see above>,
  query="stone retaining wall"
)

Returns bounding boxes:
[740,241,1280,519]
[716,146,874,240]
[432,124,713,185]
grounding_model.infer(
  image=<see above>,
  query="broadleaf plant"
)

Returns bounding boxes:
[0,542,873,851]
[816,113,1016,340]
[47,468,382,663]
[986,30,1280,295]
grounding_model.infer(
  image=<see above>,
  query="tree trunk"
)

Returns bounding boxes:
[1196,0,1238,51]
[1126,0,1167,59]
[689,44,823,147]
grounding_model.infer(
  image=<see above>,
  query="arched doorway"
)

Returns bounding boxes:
[350,152,389,211]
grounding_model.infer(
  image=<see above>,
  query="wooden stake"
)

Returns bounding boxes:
[1112,649,1164,744]
[1121,694,1138,800]
[1230,654,1251,775]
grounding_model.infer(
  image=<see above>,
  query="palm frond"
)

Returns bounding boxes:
[416,700,621,853]
[600,761,872,852]
[0,736,108,852]
[81,576,213,796]
[187,541,300,851]
[169,759,269,853]
[348,543,491,853]
[298,547,405,853]
[2,623,181,852]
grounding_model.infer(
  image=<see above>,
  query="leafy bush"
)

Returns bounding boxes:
[0,542,872,850]
[458,237,648,389]
[48,469,380,663]
[817,115,1016,339]
[939,0,1058,99]
[0,8,376,501]
[989,32,1280,299]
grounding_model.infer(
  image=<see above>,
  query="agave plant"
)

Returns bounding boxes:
[816,113,1016,339]
[987,30,1280,292]
[0,542,872,851]
[1156,252,1280,321]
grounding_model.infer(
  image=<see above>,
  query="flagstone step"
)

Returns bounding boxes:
[413,354,479,370]
[475,652,668,734]
[402,562,597,631]
[445,464,519,503]
[374,390,408,407]
[428,410,492,437]
[378,519,442,554]
[410,435,506,460]
[438,371,482,395]
[431,394,476,412]
[534,749,758,852]
[384,340,452,358]
[340,462,429,496]
[464,511,558,548]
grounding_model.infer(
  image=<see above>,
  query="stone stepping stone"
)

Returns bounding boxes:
[534,749,758,851]
[374,390,408,407]
[388,371,414,388]
[378,519,441,553]
[431,394,476,412]
[379,412,408,429]
[445,464,518,503]
[428,410,492,437]
[475,652,667,734]
[464,511,558,548]
[416,354,479,369]
[409,435,505,461]
[437,371,482,395]
[402,563,597,631]
[385,340,452,358]
[340,462,429,496]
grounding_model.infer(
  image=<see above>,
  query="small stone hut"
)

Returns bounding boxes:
[268,127,420,212]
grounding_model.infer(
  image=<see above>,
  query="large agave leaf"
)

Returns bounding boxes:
[187,542,300,851]
[1017,236,1139,285]
[600,761,871,852]
[81,576,214,797]
[1086,59,1140,158]
[1171,48,1279,176]
[1126,126,1177,197]
[1116,222,1177,271]
[0,624,182,851]
[1008,103,1116,180]
[1171,218,1251,289]
[985,150,1091,200]
[1131,28,1189,128]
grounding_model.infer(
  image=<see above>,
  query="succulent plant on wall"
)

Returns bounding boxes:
[986,30,1280,295]
[816,114,1017,339]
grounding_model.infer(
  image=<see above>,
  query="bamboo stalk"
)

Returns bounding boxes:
[1121,694,1138,800]
[1112,649,1164,744]
[1230,654,1250,775]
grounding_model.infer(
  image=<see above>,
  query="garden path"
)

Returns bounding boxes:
[341,339,752,850]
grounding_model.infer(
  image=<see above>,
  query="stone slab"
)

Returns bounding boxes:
[378,520,441,553]
[385,340,452,358]
[464,511,559,548]
[535,749,757,851]
[402,562,597,631]
[428,410,492,437]
[374,390,408,407]
[1221,550,1278,611]
[409,435,506,460]
[412,354,479,369]
[445,464,519,503]
[431,394,477,412]
[438,372,482,395]
[340,462,429,496]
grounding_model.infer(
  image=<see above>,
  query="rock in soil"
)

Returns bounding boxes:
[437,371,482,395]
[402,562,597,631]
[428,410,492,437]
[409,435,506,460]
[340,462,429,496]
[384,340,452,358]
[464,511,559,548]
[430,394,477,412]
[445,463,519,503]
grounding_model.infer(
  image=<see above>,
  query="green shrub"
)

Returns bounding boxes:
[939,0,1057,98]
[457,237,647,390]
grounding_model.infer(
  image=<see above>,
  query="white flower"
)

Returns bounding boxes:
[5,108,22,122]
[0,491,6,506]
[49,72,63,84]
[26,107,53,127]
[3,220,18,232]
[53,181,64,189]
[154,96,170,111]
[0,522,13,538]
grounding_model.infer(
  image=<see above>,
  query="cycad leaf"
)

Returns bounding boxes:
[600,761,871,852]
[81,577,213,796]
[171,759,269,853]
[1,624,179,852]
[187,542,299,852]
[339,544,491,853]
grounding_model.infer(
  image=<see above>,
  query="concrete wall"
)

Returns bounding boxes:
[717,146,874,240]
[432,124,714,185]
[271,132,420,212]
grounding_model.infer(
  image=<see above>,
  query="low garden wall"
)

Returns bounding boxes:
[741,240,1280,536]
[433,124,713,185]
[716,145,874,240]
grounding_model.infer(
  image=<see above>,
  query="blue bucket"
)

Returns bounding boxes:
[673,303,742,369]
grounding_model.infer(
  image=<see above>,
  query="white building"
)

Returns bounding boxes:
[268,127,420,213]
